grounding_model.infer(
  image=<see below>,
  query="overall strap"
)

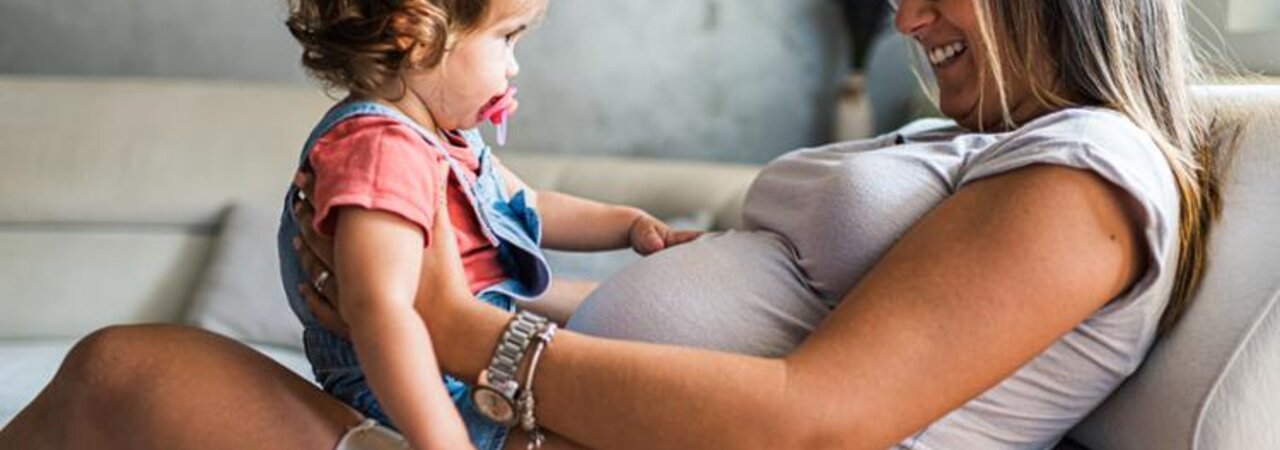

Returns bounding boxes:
[299,101,451,165]
[299,100,505,247]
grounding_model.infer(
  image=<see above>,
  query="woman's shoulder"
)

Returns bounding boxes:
[1002,107,1162,156]
[964,108,1178,207]
[961,106,1182,279]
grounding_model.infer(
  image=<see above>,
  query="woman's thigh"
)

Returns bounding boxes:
[4,324,363,450]
[502,429,588,450]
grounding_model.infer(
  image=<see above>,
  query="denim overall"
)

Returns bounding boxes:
[277,101,552,449]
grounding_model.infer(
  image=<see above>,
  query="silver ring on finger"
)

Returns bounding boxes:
[313,270,331,296]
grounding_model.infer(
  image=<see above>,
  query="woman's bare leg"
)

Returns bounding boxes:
[0,325,363,450]
[503,429,589,450]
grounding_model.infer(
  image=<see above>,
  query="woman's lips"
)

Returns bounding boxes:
[927,40,968,67]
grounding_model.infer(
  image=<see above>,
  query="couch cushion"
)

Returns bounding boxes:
[0,229,214,338]
[0,77,332,337]
[1070,85,1280,449]
[186,204,304,350]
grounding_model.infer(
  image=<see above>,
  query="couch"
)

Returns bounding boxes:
[1,76,1277,449]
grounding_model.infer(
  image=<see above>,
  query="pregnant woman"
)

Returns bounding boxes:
[1,0,1239,449]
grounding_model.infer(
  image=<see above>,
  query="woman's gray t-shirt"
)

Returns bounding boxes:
[567,108,1180,449]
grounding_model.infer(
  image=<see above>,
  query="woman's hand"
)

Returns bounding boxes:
[628,212,704,256]
[293,163,472,338]
[411,168,472,323]
[291,170,347,337]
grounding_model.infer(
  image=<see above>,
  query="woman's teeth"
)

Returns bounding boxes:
[928,41,967,66]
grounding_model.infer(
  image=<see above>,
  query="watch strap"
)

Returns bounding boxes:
[486,310,548,397]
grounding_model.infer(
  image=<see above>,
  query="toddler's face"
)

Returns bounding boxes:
[411,0,546,131]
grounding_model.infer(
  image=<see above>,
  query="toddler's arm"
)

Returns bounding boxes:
[333,207,472,450]
[496,164,702,254]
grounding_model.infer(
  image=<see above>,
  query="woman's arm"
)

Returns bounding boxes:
[332,208,472,450]
[524,279,598,324]
[428,165,1146,449]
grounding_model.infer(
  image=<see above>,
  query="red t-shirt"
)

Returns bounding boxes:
[307,116,507,294]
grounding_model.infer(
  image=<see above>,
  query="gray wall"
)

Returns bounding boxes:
[0,0,304,82]
[516,1,848,162]
[0,0,850,163]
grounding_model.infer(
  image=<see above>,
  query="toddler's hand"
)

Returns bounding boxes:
[629,213,704,256]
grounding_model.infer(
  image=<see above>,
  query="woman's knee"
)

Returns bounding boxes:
[58,325,194,405]
[45,325,359,449]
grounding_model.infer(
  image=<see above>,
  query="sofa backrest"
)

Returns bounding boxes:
[0,76,758,338]
[0,77,332,337]
[1070,85,1280,449]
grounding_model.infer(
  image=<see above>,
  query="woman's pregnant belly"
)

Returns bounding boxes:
[566,230,831,357]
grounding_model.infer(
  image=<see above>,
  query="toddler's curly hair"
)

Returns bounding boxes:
[286,0,493,97]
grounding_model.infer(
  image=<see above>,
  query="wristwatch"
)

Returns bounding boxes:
[472,310,548,426]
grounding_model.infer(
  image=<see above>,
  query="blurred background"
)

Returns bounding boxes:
[0,0,1276,163]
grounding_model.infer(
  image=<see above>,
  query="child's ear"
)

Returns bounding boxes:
[394,35,416,53]
[427,36,457,70]
[398,35,452,70]
[399,39,432,70]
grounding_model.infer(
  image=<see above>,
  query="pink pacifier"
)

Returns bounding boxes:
[479,87,517,146]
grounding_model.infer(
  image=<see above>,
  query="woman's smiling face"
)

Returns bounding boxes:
[893,0,1047,130]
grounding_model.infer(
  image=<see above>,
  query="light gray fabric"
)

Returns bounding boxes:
[570,230,831,357]
[569,108,1180,449]
[186,204,303,350]
[0,77,330,226]
[0,229,214,338]
[0,340,76,426]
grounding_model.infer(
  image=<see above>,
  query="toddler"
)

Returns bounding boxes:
[276,0,700,448]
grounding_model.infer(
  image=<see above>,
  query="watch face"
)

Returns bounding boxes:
[472,386,516,425]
